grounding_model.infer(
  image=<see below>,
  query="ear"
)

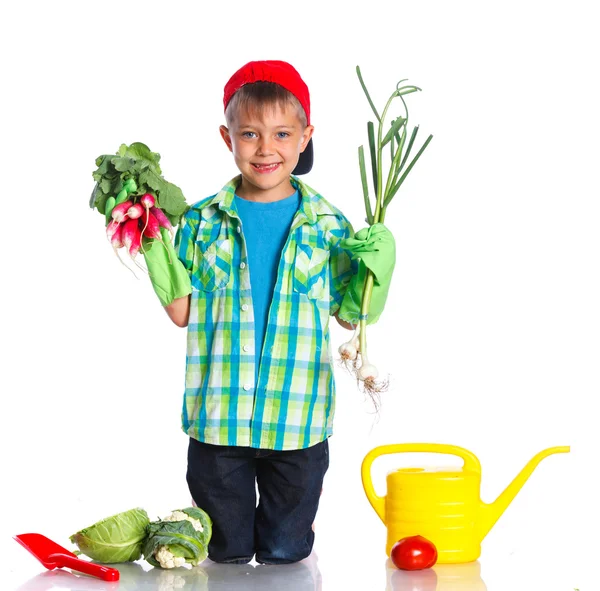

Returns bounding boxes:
[219,125,233,152]
[300,125,314,152]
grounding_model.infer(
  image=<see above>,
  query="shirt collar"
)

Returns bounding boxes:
[201,175,339,225]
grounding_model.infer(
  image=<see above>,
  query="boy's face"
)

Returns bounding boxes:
[219,102,314,201]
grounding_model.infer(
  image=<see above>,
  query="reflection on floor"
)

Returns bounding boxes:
[15,552,323,591]
[14,553,490,591]
[386,559,487,591]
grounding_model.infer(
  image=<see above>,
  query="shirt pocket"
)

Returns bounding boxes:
[293,244,329,300]
[192,236,232,291]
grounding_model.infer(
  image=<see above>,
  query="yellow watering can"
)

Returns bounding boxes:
[362,443,570,563]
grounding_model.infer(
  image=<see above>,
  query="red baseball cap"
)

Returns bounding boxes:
[223,60,314,175]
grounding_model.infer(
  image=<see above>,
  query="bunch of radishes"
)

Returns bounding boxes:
[103,180,173,272]
[107,193,172,256]
[91,142,188,274]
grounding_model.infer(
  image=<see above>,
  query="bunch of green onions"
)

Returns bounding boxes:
[339,66,433,399]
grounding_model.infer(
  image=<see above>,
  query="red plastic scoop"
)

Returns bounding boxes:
[14,533,120,581]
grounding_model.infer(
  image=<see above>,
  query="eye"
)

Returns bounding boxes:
[241,131,256,139]
[277,132,290,139]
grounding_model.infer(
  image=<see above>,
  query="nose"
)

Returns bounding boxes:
[257,136,275,155]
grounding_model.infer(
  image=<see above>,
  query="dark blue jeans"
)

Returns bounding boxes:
[186,437,329,565]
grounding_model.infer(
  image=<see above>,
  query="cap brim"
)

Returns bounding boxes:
[292,138,313,175]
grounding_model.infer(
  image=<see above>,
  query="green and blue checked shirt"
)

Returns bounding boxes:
[175,175,354,451]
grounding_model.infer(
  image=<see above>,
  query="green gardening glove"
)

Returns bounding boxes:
[142,228,192,307]
[338,223,395,325]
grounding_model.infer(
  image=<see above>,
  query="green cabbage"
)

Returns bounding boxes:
[143,507,212,568]
[70,507,150,563]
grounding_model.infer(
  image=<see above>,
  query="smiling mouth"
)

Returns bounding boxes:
[251,162,281,173]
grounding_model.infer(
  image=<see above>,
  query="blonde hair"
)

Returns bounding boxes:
[225,81,307,128]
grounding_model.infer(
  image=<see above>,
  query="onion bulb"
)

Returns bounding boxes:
[357,363,379,382]
[338,341,358,361]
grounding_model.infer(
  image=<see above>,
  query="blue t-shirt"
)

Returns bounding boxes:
[234,190,301,385]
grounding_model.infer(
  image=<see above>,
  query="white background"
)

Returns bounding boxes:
[1,1,598,590]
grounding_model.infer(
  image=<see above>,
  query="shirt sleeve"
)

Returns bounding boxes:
[328,215,356,316]
[174,208,200,277]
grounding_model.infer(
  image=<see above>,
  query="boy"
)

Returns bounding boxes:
[143,60,395,565]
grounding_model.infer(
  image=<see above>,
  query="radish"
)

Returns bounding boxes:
[106,219,122,241]
[140,193,155,209]
[109,221,138,277]
[110,222,124,250]
[121,218,145,271]
[150,206,175,240]
[111,200,134,223]
[127,203,144,219]
[138,193,156,243]
[140,209,172,262]
[140,210,162,240]
[105,219,138,277]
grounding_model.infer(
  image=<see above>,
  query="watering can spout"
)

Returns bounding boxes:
[477,446,570,542]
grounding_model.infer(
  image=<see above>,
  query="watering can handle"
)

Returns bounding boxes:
[361,443,482,524]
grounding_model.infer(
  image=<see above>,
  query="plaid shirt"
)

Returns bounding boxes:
[176,175,354,450]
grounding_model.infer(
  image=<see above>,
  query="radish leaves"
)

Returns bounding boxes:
[90,142,188,226]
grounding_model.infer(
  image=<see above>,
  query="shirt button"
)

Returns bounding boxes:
[243,345,251,352]
[240,261,246,269]
[241,304,249,311]
[243,383,252,391]
[236,226,241,233]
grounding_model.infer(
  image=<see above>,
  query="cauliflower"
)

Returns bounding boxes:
[155,545,188,569]
[154,511,204,569]
[144,507,212,569]
[163,510,204,532]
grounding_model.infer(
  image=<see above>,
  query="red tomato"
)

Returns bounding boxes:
[390,535,438,570]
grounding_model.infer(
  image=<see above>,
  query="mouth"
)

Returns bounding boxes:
[251,162,281,174]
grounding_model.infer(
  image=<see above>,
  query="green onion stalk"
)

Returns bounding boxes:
[348,66,433,396]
